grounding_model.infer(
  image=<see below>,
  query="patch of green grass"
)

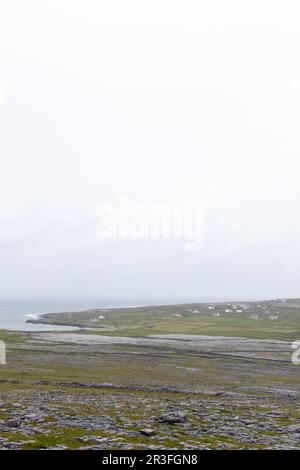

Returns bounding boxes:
[30,301,300,341]
[21,427,108,450]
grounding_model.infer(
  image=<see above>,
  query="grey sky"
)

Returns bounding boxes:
[0,1,300,301]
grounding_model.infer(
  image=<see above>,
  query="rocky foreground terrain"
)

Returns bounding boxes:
[0,380,300,450]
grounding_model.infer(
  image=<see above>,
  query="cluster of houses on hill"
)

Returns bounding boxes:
[185,300,286,321]
[206,303,249,316]
[205,302,280,320]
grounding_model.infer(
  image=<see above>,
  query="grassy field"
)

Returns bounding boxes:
[0,327,300,449]
[1,299,300,449]
[28,299,300,340]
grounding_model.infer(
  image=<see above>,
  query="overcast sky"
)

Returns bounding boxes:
[0,1,300,302]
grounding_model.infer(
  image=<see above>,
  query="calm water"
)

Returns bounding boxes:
[0,298,211,331]
[0,299,144,331]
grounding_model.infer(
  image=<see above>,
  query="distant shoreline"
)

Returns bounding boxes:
[25,297,295,330]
